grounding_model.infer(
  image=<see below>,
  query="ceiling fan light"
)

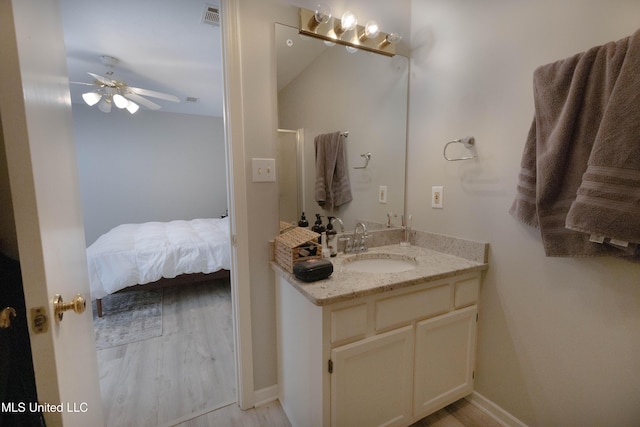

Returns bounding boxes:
[98,97,112,113]
[113,94,128,109]
[82,91,102,106]
[126,101,140,114]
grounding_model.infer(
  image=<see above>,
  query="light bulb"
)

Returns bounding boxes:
[340,11,357,32]
[82,92,102,106]
[98,97,112,113]
[313,4,331,24]
[126,101,140,114]
[364,21,380,39]
[113,94,128,109]
[386,33,402,44]
[379,32,402,48]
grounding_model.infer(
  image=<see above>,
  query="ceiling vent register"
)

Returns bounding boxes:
[203,6,220,26]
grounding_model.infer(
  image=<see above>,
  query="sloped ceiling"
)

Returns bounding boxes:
[60,0,223,117]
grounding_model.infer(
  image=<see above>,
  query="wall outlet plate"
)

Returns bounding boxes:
[252,158,276,182]
[432,186,443,208]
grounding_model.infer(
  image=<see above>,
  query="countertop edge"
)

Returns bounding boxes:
[271,259,488,307]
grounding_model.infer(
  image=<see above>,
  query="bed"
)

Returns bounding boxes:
[87,217,231,317]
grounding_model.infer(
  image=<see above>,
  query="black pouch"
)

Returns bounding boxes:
[293,258,333,282]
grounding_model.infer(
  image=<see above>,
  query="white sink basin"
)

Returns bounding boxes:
[342,254,418,273]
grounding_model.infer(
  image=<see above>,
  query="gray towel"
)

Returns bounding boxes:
[314,132,353,210]
[510,28,640,258]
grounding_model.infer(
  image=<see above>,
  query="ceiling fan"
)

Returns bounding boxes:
[71,55,180,114]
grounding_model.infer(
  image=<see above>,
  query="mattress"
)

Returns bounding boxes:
[87,217,231,299]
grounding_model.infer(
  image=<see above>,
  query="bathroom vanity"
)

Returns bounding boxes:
[273,240,488,427]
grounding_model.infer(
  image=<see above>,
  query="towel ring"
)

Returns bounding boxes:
[354,152,372,169]
[443,136,477,161]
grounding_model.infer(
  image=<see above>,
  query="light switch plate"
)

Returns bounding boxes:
[252,158,276,182]
[379,185,388,204]
[432,186,443,208]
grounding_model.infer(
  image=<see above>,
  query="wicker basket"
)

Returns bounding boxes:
[279,220,297,234]
[274,227,322,272]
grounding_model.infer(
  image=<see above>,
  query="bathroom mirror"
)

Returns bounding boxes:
[276,23,409,232]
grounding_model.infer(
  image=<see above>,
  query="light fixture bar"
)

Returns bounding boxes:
[298,8,398,57]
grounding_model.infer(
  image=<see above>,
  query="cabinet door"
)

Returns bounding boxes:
[413,305,477,418]
[331,326,413,427]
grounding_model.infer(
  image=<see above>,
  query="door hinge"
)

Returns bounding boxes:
[328,359,333,374]
[231,234,237,246]
[476,313,479,322]
[472,370,475,379]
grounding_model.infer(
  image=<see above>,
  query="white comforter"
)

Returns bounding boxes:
[87,217,231,299]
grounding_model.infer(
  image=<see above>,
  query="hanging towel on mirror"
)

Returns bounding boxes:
[314,131,353,210]
[510,28,640,259]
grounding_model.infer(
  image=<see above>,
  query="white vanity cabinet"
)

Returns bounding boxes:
[275,271,481,427]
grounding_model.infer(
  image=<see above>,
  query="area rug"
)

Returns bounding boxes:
[92,290,163,350]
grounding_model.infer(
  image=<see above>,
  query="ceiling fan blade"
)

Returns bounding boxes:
[69,81,96,86]
[87,72,115,86]
[124,92,162,110]
[128,86,180,102]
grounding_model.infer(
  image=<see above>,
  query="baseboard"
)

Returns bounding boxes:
[254,384,279,407]
[465,391,529,427]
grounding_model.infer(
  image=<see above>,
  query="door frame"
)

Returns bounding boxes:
[220,0,255,410]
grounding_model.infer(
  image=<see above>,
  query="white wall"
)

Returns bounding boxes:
[407,1,640,425]
[236,0,411,392]
[72,105,228,244]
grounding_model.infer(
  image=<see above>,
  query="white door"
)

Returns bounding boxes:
[331,326,414,427]
[0,1,103,426]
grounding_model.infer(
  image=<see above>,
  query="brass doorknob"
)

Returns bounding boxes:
[54,294,86,321]
[0,307,17,329]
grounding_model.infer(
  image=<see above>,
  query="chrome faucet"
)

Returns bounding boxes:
[345,222,368,253]
[330,217,345,233]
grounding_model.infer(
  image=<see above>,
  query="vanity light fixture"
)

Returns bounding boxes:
[298,7,400,57]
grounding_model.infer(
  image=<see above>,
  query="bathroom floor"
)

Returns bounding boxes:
[174,397,503,427]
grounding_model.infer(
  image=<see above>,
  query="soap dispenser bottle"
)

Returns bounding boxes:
[326,217,338,257]
[312,214,325,234]
[298,212,309,228]
[312,214,326,248]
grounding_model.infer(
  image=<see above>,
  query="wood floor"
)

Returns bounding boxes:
[95,280,236,427]
[95,280,501,427]
[174,397,502,427]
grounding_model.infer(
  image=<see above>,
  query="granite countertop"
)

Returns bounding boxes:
[272,243,488,306]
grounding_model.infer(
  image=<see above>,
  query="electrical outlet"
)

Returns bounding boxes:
[251,158,276,182]
[379,185,388,204]
[432,186,443,208]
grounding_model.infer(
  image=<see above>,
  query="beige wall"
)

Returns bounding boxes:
[407,1,640,425]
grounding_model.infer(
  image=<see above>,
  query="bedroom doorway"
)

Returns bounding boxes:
[59,0,242,425]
